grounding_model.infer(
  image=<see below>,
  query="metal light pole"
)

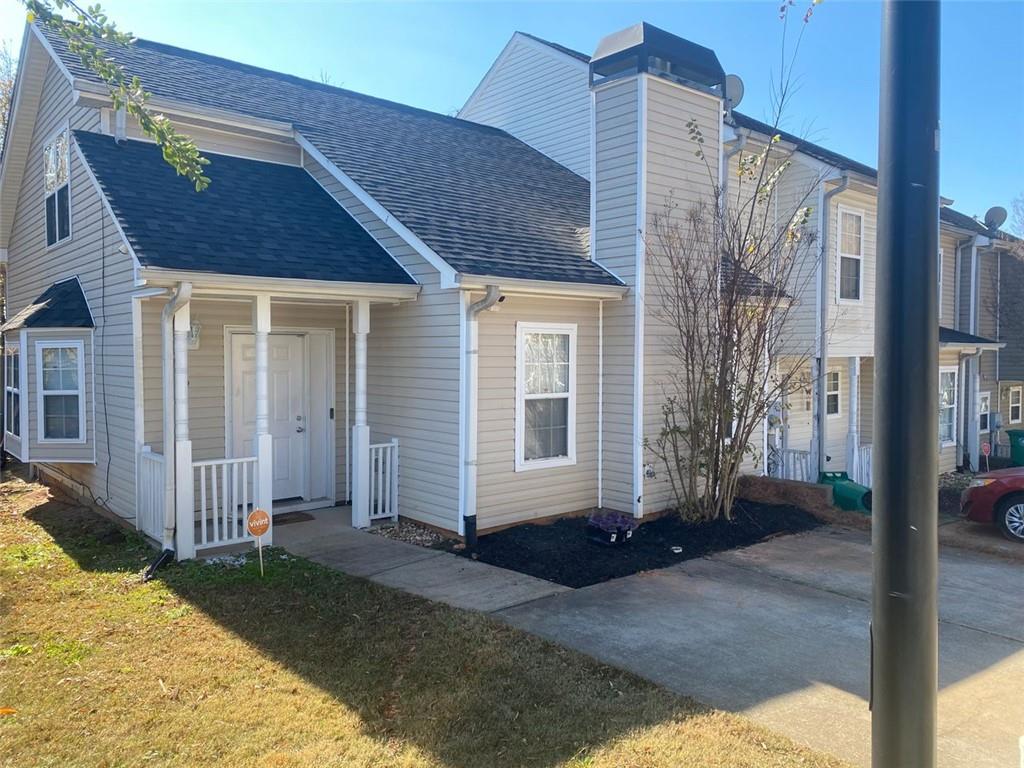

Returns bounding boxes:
[872,1,941,766]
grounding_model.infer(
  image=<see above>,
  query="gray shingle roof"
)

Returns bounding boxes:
[74,130,415,285]
[2,277,94,331]
[40,26,621,288]
[939,326,1000,347]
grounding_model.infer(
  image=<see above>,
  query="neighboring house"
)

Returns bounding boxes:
[460,25,1017,489]
[0,21,1016,561]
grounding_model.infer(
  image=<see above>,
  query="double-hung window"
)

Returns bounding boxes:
[516,322,576,471]
[1010,386,1023,425]
[838,207,863,301]
[4,344,20,438]
[37,340,85,442]
[939,368,958,446]
[44,128,71,247]
[826,370,841,417]
[979,391,991,434]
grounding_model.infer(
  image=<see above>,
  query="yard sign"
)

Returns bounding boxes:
[247,508,271,576]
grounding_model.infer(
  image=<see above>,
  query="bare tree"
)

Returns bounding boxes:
[645,4,825,522]
[0,41,16,151]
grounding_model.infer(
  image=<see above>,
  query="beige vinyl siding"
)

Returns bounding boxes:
[822,359,849,471]
[591,75,638,513]
[24,329,94,462]
[828,187,876,358]
[460,34,591,178]
[956,239,973,332]
[939,230,958,325]
[116,111,301,165]
[5,60,139,520]
[859,357,875,444]
[140,298,351,502]
[642,75,722,512]
[777,156,825,359]
[475,296,599,529]
[303,156,462,531]
[783,359,815,457]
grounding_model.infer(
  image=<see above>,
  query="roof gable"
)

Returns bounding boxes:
[73,130,416,285]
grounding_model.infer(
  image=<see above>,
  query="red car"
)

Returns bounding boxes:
[961,467,1024,543]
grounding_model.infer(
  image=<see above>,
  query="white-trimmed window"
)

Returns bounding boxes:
[826,370,841,417]
[43,128,71,247]
[1010,386,1023,425]
[837,207,863,301]
[939,367,958,446]
[4,343,20,438]
[515,322,576,471]
[979,391,991,434]
[36,340,85,443]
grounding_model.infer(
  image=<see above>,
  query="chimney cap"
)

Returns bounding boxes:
[591,22,725,90]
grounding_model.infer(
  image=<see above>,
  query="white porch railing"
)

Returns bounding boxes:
[194,456,258,550]
[853,445,873,488]
[369,439,399,522]
[137,447,165,542]
[777,448,813,483]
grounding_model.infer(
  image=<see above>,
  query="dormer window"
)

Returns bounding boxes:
[44,129,71,247]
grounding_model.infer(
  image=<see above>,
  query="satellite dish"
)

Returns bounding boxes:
[724,74,744,110]
[984,206,1007,230]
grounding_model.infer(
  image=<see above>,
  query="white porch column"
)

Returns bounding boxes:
[173,302,195,559]
[351,300,371,528]
[846,356,860,481]
[253,295,274,545]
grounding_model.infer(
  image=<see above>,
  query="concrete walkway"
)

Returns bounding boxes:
[498,527,1024,768]
[274,508,568,612]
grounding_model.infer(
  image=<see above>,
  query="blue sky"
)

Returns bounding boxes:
[2,1,1021,220]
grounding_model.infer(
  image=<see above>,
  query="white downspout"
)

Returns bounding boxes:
[160,282,191,552]
[463,285,501,547]
[815,172,850,475]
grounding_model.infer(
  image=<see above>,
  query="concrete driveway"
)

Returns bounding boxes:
[498,527,1024,767]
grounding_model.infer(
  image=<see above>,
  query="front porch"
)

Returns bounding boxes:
[134,287,408,559]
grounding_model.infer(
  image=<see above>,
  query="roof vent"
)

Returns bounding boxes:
[590,22,725,92]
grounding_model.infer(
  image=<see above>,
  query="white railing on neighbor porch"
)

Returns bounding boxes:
[137,447,165,542]
[777,448,813,483]
[194,456,258,550]
[369,439,399,522]
[853,445,873,488]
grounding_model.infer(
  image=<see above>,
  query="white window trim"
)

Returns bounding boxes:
[939,366,958,448]
[35,339,87,444]
[514,321,577,472]
[979,390,991,434]
[1010,386,1023,425]
[4,341,20,440]
[42,121,72,250]
[836,204,865,304]
[825,369,842,419]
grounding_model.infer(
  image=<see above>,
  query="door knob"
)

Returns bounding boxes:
[296,426,305,433]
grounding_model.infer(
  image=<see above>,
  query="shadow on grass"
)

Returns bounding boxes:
[23,488,712,768]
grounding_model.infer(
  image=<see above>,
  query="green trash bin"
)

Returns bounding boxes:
[818,471,872,513]
[1007,429,1024,467]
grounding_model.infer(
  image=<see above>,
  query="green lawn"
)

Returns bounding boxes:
[0,472,847,768]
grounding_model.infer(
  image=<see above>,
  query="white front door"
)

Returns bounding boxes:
[231,333,307,501]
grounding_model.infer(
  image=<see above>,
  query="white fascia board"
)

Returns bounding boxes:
[72,78,295,140]
[137,267,421,301]
[295,132,459,289]
[940,341,1005,352]
[71,139,143,273]
[0,26,45,248]
[456,274,627,300]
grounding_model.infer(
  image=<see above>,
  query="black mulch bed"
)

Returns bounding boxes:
[452,500,821,588]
